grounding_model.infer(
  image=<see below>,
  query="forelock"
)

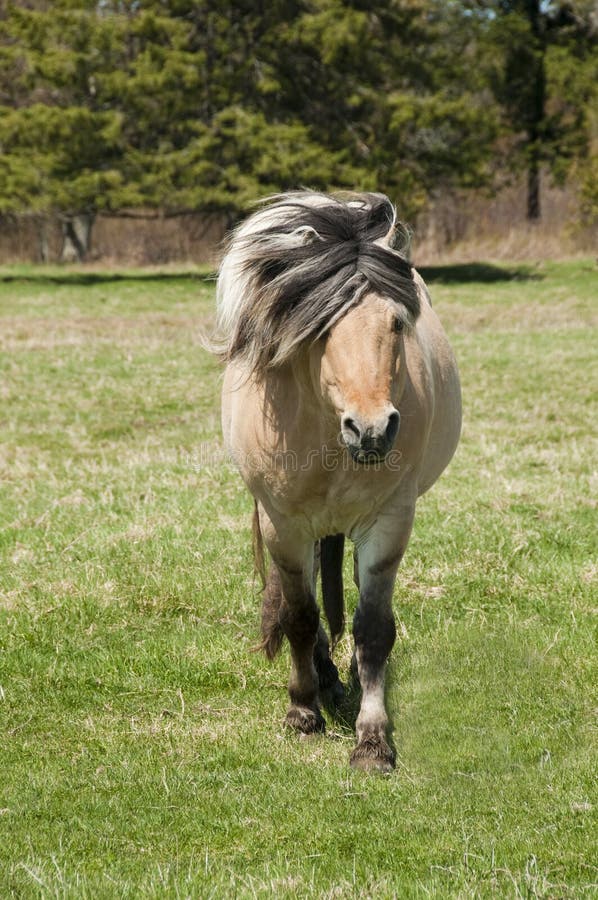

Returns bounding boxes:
[215,191,420,373]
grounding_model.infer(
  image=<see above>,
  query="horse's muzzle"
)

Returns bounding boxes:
[341,408,400,464]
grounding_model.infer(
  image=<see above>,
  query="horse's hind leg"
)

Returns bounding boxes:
[313,625,344,709]
[314,535,345,704]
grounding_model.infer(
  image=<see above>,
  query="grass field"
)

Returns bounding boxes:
[0,259,596,897]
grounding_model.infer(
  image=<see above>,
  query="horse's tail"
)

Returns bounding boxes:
[252,500,266,587]
[320,534,345,651]
[252,501,285,659]
[259,565,284,660]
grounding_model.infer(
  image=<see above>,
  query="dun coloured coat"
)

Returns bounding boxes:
[216,191,461,772]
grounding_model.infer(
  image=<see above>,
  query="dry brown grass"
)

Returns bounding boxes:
[0,213,227,266]
[1,175,595,266]
[414,176,596,264]
[0,312,210,352]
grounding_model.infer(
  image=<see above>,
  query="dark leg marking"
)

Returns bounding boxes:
[367,545,405,577]
[279,589,325,734]
[352,603,396,672]
[350,595,397,773]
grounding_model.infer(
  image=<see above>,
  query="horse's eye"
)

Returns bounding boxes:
[393,317,404,334]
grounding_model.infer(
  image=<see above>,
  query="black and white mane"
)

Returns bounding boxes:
[216,191,420,374]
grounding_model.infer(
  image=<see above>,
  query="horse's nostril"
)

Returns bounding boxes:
[342,416,361,441]
[385,410,400,444]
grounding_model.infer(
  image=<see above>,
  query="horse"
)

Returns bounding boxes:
[216,191,461,772]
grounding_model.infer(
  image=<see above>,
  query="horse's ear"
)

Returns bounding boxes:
[387,222,411,255]
[373,226,401,252]
[387,227,400,250]
[365,200,394,239]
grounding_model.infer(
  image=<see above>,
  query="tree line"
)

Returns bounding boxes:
[0,0,596,260]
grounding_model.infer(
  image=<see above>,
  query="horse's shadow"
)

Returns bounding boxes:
[320,675,359,728]
[0,270,214,286]
[417,262,543,283]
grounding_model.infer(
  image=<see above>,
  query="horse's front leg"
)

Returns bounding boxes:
[276,555,325,734]
[259,506,324,734]
[350,505,415,772]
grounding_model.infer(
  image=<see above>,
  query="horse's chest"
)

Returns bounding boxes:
[260,462,397,539]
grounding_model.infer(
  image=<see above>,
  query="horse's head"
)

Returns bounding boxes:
[317,293,409,464]
[216,191,421,458]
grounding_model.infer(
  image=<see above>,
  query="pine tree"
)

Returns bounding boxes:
[2,0,592,256]
[0,1,136,258]
[468,0,597,220]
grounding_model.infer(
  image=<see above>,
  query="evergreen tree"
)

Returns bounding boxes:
[0,1,136,258]
[0,0,594,256]
[468,0,597,219]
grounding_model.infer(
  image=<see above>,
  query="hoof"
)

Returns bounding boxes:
[350,736,395,773]
[285,705,326,734]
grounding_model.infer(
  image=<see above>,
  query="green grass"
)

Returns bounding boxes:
[1,260,596,897]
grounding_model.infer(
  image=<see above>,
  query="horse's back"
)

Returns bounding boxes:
[409,272,461,496]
